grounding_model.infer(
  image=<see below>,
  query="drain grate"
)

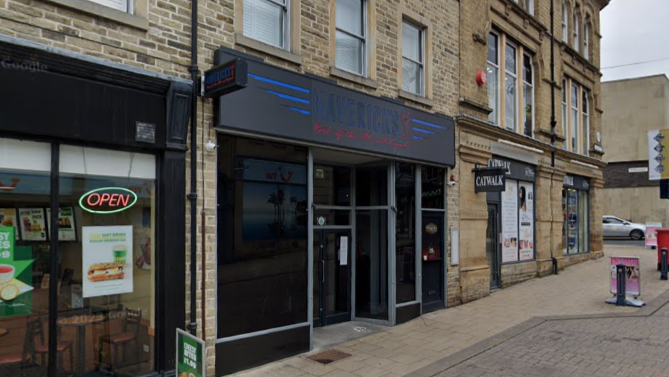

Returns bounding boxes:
[307,349,352,365]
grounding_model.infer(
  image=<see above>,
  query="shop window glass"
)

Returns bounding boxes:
[217,136,308,338]
[0,138,51,375]
[578,191,589,252]
[395,163,415,304]
[355,209,388,320]
[355,166,387,206]
[313,165,351,206]
[421,167,444,209]
[564,189,579,254]
[57,146,156,376]
[421,212,443,305]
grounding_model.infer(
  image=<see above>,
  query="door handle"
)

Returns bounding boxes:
[321,260,325,283]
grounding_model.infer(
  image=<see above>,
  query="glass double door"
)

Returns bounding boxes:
[313,230,351,327]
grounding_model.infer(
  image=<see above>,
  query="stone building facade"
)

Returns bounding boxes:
[456,0,609,303]
[601,75,669,227]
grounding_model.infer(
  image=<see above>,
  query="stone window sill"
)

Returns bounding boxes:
[398,89,433,107]
[234,33,302,66]
[330,67,378,90]
[45,0,148,30]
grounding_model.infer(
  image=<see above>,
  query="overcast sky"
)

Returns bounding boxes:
[600,0,669,82]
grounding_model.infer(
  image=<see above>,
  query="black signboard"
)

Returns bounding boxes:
[563,175,590,191]
[203,58,248,98]
[215,49,456,167]
[488,156,536,182]
[473,167,507,193]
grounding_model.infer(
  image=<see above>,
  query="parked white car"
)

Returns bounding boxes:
[602,215,646,240]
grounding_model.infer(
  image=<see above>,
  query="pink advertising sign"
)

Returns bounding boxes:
[610,257,640,296]
[645,223,662,248]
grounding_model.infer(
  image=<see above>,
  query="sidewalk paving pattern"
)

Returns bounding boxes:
[229,245,667,377]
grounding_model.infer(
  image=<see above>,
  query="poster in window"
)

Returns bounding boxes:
[519,183,534,261]
[18,208,47,241]
[82,226,133,298]
[501,179,518,263]
[46,207,77,241]
[0,209,19,240]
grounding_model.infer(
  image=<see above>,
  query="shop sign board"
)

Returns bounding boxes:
[488,156,536,182]
[79,187,138,214]
[610,256,640,296]
[648,129,669,180]
[216,49,456,167]
[203,57,248,98]
[82,226,133,298]
[473,167,506,193]
[0,227,35,317]
[176,329,205,377]
[645,222,662,248]
[562,175,590,191]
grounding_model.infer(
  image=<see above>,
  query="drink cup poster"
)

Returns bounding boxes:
[176,329,205,377]
[82,226,133,298]
[610,256,640,296]
[0,227,35,317]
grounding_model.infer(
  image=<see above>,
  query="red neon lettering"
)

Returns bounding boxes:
[87,193,101,206]
[117,194,130,207]
[109,194,118,206]
[100,193,111,205]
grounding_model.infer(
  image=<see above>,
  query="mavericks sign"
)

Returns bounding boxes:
[473,167,506,193]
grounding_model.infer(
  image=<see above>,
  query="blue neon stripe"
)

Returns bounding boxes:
[250,74,310,93]
[289,107,310,115]
[266,90,310,104]
[412,118,445,130]
[412,127,435,135]
[412,136,425,140]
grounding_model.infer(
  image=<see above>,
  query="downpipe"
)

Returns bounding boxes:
[188,0,199,335]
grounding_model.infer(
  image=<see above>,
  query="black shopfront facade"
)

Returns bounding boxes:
[0,37,190,377]
[212,48,456,374]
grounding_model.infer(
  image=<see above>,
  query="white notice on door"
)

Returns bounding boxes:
[339,236,348,265]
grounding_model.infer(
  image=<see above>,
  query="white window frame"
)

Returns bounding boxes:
[335,0,368,76]
[89,0,132,13]
[402,21,425,96]
[582,91,590,156]
[504,41,518,132]
[487,31,501,125]
[243,0,290,50]
[562,2,568,43]
[525,0,534,15]
[571,81,579,152]
[522,53,534,137]
[562,79,568,150]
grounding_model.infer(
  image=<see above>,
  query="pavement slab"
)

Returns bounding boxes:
[228,244,667,377]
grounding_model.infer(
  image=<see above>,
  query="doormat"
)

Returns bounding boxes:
[306,349,352,365]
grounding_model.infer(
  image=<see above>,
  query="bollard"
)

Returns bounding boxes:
[616,264,627,306]
[662,248,668,281]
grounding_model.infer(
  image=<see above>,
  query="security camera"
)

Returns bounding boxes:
[205,140,217,152]
[447,181,457,187]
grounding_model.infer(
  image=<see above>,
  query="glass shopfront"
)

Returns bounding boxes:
[562,175,590,255]
[0,138,156,377]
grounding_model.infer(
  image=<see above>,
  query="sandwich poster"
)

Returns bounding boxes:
[82,226,133,298]
[18,208,47,241]
[46,207,77,241]
[0,227,35,318]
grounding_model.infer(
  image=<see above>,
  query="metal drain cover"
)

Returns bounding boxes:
[307,349,352,365]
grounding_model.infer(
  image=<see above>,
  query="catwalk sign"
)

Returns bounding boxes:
[473,167,507,193]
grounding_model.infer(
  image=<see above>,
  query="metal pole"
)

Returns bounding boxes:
[661,248,668,281]
[616,264,626,306]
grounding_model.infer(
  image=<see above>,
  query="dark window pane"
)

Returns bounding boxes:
[422,212,444,306]
[487,33,498,64]
[217,136,308,337]
[523,54,532,84]
[314,209,350,226]
[356,166,387,206]
[421,167,444,209]
[395,163,416,303]
[314,165,351,206]
[355,210,388,320]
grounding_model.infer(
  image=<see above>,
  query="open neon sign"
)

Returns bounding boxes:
[79,187,138,214]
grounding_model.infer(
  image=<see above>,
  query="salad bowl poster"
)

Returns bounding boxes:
[0,227,35,317]
[82,226,133,298]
